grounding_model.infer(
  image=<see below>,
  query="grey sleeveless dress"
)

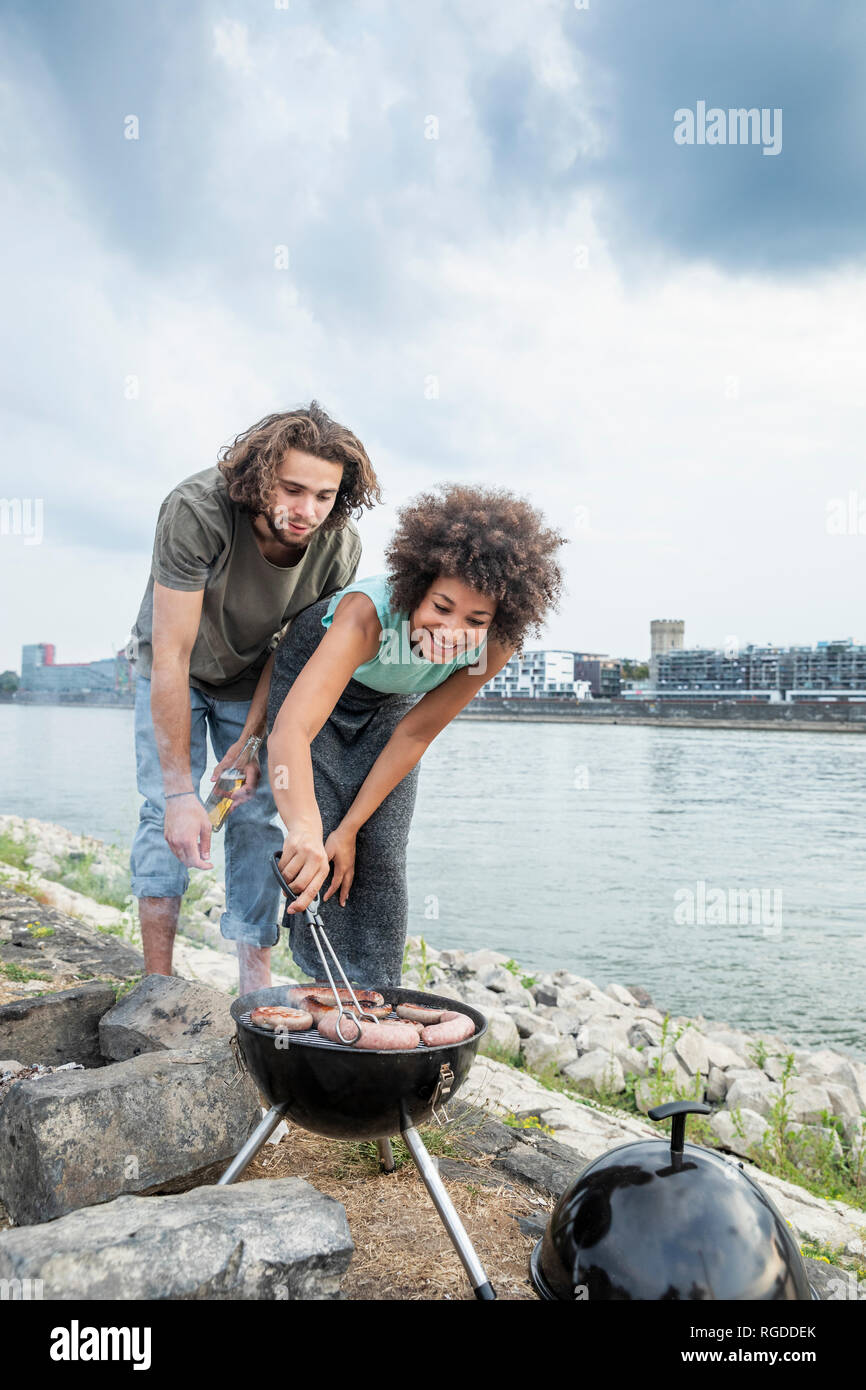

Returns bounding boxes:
[266,599,421,989]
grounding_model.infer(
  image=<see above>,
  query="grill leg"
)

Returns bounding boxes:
[401,1124,496,1301]
[217,1103,290,1185]
[376,1138,396,1173]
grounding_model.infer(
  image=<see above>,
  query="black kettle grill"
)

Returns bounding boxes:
[216,854,496,1299]
[530,1100,817,1301]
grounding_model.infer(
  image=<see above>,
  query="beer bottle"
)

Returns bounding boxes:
[203,735,263,831]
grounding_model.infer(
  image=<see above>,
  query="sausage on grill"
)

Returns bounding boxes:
[419,1010,475,1046]
[250,1005,313,1032]
[395,1003,445,1024]
[316,1011,420,1050]
[288,985,385,1009]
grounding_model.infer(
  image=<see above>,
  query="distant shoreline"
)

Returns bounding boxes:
[4,692,866,732]
[458,710,866,732]
[457,696,866,733]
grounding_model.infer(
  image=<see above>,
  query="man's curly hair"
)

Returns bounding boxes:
[384,484,567,650]
[217,402,381,530]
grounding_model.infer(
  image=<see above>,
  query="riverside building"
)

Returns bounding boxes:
[650,639,866,701]
[481,650,590,700]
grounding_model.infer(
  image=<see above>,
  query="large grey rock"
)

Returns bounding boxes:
[462,948,510,974]
[710,1107,769,1159]
[0,982,116,1069]
[458,983,508,1015]
[787,1079,833,1126]
[762,1054,792,1082]
[575,1019,631,1059]
[99,973,235,1061]
[478,1010,520,1058]
[573,993,630,1021]
[703,1028,755,1056]
[787,1122,843,1162]
[613,1043,651,1078]
[801,1052,866,1110]
[535,1005,583,1034]
[800,1049,855,1085]
[725,1073,781,1119]
[531,982,561,1008]
[642,1047,692,1083]
[605,983,638,1007]
[628,1020,661,1050]
[0,1178,353,1300]
[673,1029,710,1077]
[561,1049,625,1096]
[475,968,534,1007]
[703,1037,749,1071]
[706,1065,729,1103]
[491,1138,583,1199]
[0,886,144,981]
[521,1031,578,1073]
[805,1261,866,1301]
[0,1039,260,1225]
[625,985,656,1009]
[552,972,594,997]
[824,1083,861,1130]
[503,1007,555,1040]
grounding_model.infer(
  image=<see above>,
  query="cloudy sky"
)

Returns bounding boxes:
[1,0,865,671]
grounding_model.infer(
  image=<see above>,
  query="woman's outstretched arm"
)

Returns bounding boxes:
[323,639,514,906]
[268,592,381,909]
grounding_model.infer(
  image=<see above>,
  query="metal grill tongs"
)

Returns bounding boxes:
[270,851,381,1045]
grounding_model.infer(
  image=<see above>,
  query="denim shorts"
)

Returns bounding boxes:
[130,676,284,948]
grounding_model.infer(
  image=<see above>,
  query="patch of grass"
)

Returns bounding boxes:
[47,851,132,911]
[503,958,536,990]
[482,1039,524,1069]
[0,961,51,983]
[401,936,436,990]
[0,830,34,870]
[25,922,54,939]
[112,973,143,1001]
[330,1118,470,1180]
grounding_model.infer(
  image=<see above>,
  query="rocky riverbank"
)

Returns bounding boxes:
[0,813,864,1285]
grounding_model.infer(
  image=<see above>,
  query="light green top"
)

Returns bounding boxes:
[321,574,488,695]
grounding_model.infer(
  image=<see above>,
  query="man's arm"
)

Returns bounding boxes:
[151,582,214,869]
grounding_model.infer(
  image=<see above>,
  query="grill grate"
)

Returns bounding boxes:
[238,1011,424,1052]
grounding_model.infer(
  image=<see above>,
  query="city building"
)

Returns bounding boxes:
[482,650,589,699]
[647,638,866,700]
[573,652,622,699]
[650,619,685,681]
[19,643,135,699]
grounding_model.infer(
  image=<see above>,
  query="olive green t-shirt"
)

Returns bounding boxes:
[130,467,361,700]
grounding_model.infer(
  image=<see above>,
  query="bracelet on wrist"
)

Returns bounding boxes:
[165,790,196,800]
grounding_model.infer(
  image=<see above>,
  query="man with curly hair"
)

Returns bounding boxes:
[266,484,566,988]
[128,402,380,991]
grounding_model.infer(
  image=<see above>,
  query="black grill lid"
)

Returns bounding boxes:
[530,1101,816,1301]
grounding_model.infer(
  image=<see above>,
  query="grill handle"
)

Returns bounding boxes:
[270,850,322,928]
[647,1100,712,1154]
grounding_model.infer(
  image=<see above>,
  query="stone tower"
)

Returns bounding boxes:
[650,619,685,680]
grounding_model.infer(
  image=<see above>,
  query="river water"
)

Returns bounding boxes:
[1,705,863,1058]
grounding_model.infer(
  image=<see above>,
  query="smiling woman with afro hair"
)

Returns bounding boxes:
[266,481,568,989]
[385,483,566,652]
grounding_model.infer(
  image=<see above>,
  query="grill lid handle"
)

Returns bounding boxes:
[647,1100,712,1154]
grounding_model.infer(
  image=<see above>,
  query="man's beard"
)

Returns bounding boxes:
[261,509,316,552]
